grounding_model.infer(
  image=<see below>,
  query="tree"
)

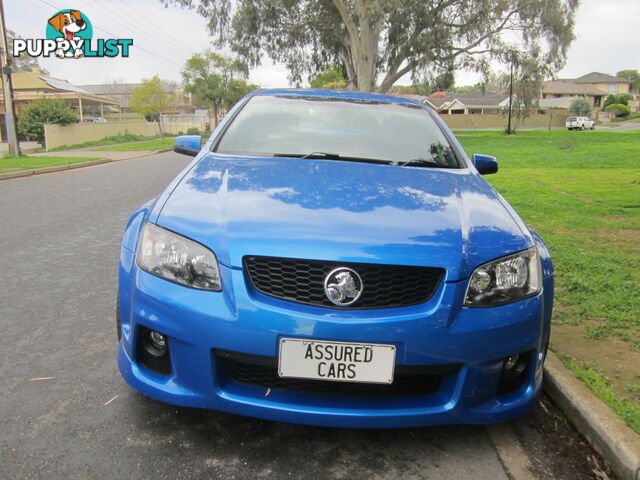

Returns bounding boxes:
[569,98,592,117]
[616,69,639,92]
[163,0,578,93]
[130,75,174,137]
[182,51,257,126]
[7,30,48,73]
[503,55,546,132]
[310,67,347,89]
[17,98,77,146]
[603,94,632,108]
[389,84,428,95]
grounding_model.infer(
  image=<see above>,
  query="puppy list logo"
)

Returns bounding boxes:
[12,9,133,59]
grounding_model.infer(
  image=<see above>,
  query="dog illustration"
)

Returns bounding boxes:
[48,10,86,58]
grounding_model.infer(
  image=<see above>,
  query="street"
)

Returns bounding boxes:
[0,153,603,480]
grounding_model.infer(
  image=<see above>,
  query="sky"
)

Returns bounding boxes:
[5,0,640,88]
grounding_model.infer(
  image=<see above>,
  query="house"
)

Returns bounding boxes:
[423,92,508,114]
[573,72,632,95]
[0,65,121,140]
[538,97,581,110]
[540,80,606,108]
[79,82,194,114]
[540,72,634,110]
[0,66,121,117]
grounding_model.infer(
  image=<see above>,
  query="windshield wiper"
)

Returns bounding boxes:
[397,158,448,168]
[273,152,390,164]
[274,151,340,159]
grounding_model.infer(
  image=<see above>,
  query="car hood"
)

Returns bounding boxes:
[154,153,532,280]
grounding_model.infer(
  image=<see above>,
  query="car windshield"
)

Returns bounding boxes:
[215,95,463,168]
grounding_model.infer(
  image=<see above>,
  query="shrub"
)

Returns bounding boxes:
[569,98,593,116]
[18,98,77,145]
[603,94,632,108]
[604,103,631,117]
[610,112,640,122]
[186,127,201,135]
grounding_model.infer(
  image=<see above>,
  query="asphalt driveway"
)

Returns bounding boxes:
[0,152,604,480]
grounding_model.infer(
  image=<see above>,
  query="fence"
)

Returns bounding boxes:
[439,113,571,129]
[43,112,573,150]
[43,118,205,151]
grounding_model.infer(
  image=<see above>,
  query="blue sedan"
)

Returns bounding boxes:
[117,89,554,428]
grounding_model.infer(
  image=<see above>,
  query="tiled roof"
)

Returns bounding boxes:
[79,83,175,95]
[421,97,447,107]
[450,93,508,107]
[79,83,140,95]
[574,72,632,84]
[542,81,605,95]
[423,91,507,108]
[538,97,577,108]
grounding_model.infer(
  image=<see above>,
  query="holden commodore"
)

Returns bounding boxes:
[117,89,554,428]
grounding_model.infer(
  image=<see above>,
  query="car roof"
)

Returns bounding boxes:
[252,88,426,107]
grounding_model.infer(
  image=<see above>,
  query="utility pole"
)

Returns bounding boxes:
[507,52,514,135]
[0,0,20,155]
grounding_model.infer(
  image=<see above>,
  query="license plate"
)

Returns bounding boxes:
[278,338,396,384]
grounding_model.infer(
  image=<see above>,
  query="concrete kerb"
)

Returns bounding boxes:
[0,149,173,181]
[544,352,640,480]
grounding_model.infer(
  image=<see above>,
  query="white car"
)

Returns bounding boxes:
[566,117,595,130]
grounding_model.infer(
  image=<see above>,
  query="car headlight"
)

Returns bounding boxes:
[464,247,542,307]
[136,222,222,291]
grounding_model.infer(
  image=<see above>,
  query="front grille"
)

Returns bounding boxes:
[215,350,459,397]
[244,256,444,309]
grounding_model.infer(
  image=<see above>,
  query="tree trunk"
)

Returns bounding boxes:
[157,116,164,139]
[353,3,379,92]
[212,103,220,128]
[332,0,380,92]
[342,47,357,90]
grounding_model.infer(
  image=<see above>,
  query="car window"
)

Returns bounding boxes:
[215,95,463,168]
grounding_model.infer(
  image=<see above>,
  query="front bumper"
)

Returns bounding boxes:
[117,247,552,428]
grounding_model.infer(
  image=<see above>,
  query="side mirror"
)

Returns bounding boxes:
[173,135,202,157]
[472,154,498,175]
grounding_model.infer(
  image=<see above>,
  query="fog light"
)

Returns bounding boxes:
[137,326,171,375]
[150,330,167,348]
[497,352,530,396]
[143,329,168,357]
[504,354,519,371]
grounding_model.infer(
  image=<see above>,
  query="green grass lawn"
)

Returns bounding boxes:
[48,133,154,151]
[0,155,101,173]
[91,137,176,151]
[455,129,640,432]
